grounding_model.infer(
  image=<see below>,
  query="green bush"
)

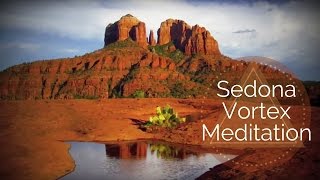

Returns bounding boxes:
[73,94,98,99]
[146,105,185,127]
[105,38,139,50]
[132,90,145,98]
[170,82,198,98]
[149,41,185,63]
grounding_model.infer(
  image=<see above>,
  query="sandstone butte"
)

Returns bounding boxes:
[157,19,221,56]
[105,15,221,56]
[0,14,282,100]
[105,14,148,48]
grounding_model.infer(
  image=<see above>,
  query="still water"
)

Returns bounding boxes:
[62,141,237,180]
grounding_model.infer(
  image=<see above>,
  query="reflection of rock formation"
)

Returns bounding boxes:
[105,142,148,159]
[105,141,201,160]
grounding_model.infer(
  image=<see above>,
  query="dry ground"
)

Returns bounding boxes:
[0,98,212,180]
[0,99,318,180]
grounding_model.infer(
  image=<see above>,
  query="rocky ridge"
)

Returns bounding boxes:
[0,14,282,100]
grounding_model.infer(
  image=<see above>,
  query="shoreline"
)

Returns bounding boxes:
[58,137,246,179]
[0,99,317,179]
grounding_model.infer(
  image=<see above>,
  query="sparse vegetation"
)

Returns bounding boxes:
[105,38,140,50]
[124,66,139,83]
[149,41,185,63]
[170,82,198,98]
[73,94,98,99]
[110,65,140,98]
[145,105,186,128]
[132,90,145,98]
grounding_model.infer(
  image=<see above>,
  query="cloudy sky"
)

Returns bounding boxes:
[0,0,319,80]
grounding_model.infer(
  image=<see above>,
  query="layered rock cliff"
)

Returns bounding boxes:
[105,15,221,56]
[157,19,221,56]
[0,15,282,100]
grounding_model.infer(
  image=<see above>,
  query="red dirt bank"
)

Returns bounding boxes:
[0,99,318,180]
[0,98,210,180]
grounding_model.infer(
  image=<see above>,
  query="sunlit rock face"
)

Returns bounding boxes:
[104,14,148,48]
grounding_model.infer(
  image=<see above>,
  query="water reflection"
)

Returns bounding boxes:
[105,142,148,159]
[150,143,186,159]
[62,141,237,180]
[105,142,199,160]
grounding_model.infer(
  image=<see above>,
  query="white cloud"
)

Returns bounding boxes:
[61,48,80,53]
[0,42,41,51]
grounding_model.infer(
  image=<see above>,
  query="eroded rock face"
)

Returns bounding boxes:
[1,15,282,100]
[0,47,147,100]
[104,15,221,56]
[157,19,191,46]
[104,14,147,48]
[157,19,221,56]
[184,25,221,56]
[121,52,182,97]
[148,30,156,46]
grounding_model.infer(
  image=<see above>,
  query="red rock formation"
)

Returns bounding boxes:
[0,15,282,100]
[157,19,190,46]
[131,22,148,47]
[157,19,221,56]
[148,30,156,46]
[184,25,220,56]
[104,14,147,48]
[105,15,220,55]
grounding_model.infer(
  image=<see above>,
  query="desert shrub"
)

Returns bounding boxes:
[168,50,184,63]
[149,41,185,63]
[146,105,185,128]
[105,38,139,50]
[73,94,98,99]
[170,82,198,98]
[111,88,122,98]
[123,66,139,83]
[170,82,187,98]
[132,90,145,98]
